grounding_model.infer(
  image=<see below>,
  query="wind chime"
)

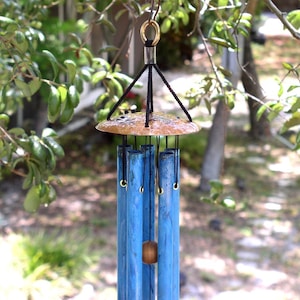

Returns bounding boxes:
[96,4,200,299]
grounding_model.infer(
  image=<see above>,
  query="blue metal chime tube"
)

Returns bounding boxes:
[158,150,180,300]
[168,148,180,298]
[141,145,156,300]
[117,145,131,300]
[126,150,144,300]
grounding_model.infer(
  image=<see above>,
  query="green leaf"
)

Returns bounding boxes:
[15,31,26,43]
[67,85,80,107]
[13,36,29,53]
[218,0,229,7]
[287,85,300,92]
[208,37,231,48]
[80,48,93,66]
[278,82,284,97]
[210,180,223,193]
[24,185,41,212]
[28,78,42,95]
[115,8,128,21]
[256,104,268,121]
[48,86,61,123]
[92,70,107,84]
[282,112,300,131]
[64,59,77,83]
[0,16,17,25]
[43,143,56,170]
[161,18,172,33]
[226,93,235,109]
[221,197,236,209]
[95,108,110,122]
[60,97,74,124]
[9,127,25,136]
[107,77,123,98]
[131,1,142,15]
[42,128,58,138]
[0,114,9,127]
[42,50,59,80]
[22,164,34,190]
[176,7,189,25]
[74,77,83,96]
[94,92,109,110]
[43,137,65,158]
[15,79,32,98]
[287,9,300,30]
[291,97,300,112]
[282,62,294,71]
[58,85,68,102]
[97,17,116,33]
[29,136,47,161]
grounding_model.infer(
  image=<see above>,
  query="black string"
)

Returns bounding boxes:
[156,136,160,191]
[134,136,137,149]
[145,64,153,127]
[106,45,193,124]
[122,135,127,185]
[175,136,179,185]
[107,64,148,120]
[153,64,192,122]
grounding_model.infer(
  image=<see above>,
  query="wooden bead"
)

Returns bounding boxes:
[142,241,158,264]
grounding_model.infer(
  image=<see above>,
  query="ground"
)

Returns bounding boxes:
[1,25,300,300]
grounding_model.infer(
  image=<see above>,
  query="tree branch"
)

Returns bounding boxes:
[264,0,300,39]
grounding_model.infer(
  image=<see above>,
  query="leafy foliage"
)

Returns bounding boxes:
[1,0,300,210]
[201,179,236,209]
[0,0,140,210]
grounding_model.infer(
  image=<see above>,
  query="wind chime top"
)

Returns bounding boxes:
[96,19,200,136]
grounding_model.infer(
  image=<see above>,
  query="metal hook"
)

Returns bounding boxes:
[140,20,161,46]
[148,0,160,23]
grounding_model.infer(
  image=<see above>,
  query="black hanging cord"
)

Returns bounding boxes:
[121,135,127,185]
[106,19,193,124]
[107,64,148,120]
[153,64,192,122]
[145,64,153,127]
[174,135,179,184]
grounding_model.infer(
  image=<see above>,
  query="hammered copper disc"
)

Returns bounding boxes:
[96,112,200,136]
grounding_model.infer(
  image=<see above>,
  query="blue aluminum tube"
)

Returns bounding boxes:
[158,149,180,300]
[141,145,155,300]
[168,148,180,298]
[117,145,132,300]
[126,150,144,300]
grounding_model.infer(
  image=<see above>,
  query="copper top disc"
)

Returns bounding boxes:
[96,112,200,136]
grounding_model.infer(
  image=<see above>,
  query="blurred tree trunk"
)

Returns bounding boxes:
[242,37,271,138]
[199,0,270,191]
[199,101,231,191]
[199,43,243,191]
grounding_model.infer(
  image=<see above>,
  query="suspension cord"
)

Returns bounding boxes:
[121,135,127,186]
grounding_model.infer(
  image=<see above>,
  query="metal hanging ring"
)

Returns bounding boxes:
[120,180,127,187]
[173,182,179,190]
[140,20,160,46]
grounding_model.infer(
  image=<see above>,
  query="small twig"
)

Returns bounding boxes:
[0,126,18,146]
[188,0,201,37]
[264,0,300,39]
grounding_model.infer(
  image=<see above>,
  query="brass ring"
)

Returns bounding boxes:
[120,180,127,187]
[140,20,160,46]
[173,182,179,190]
